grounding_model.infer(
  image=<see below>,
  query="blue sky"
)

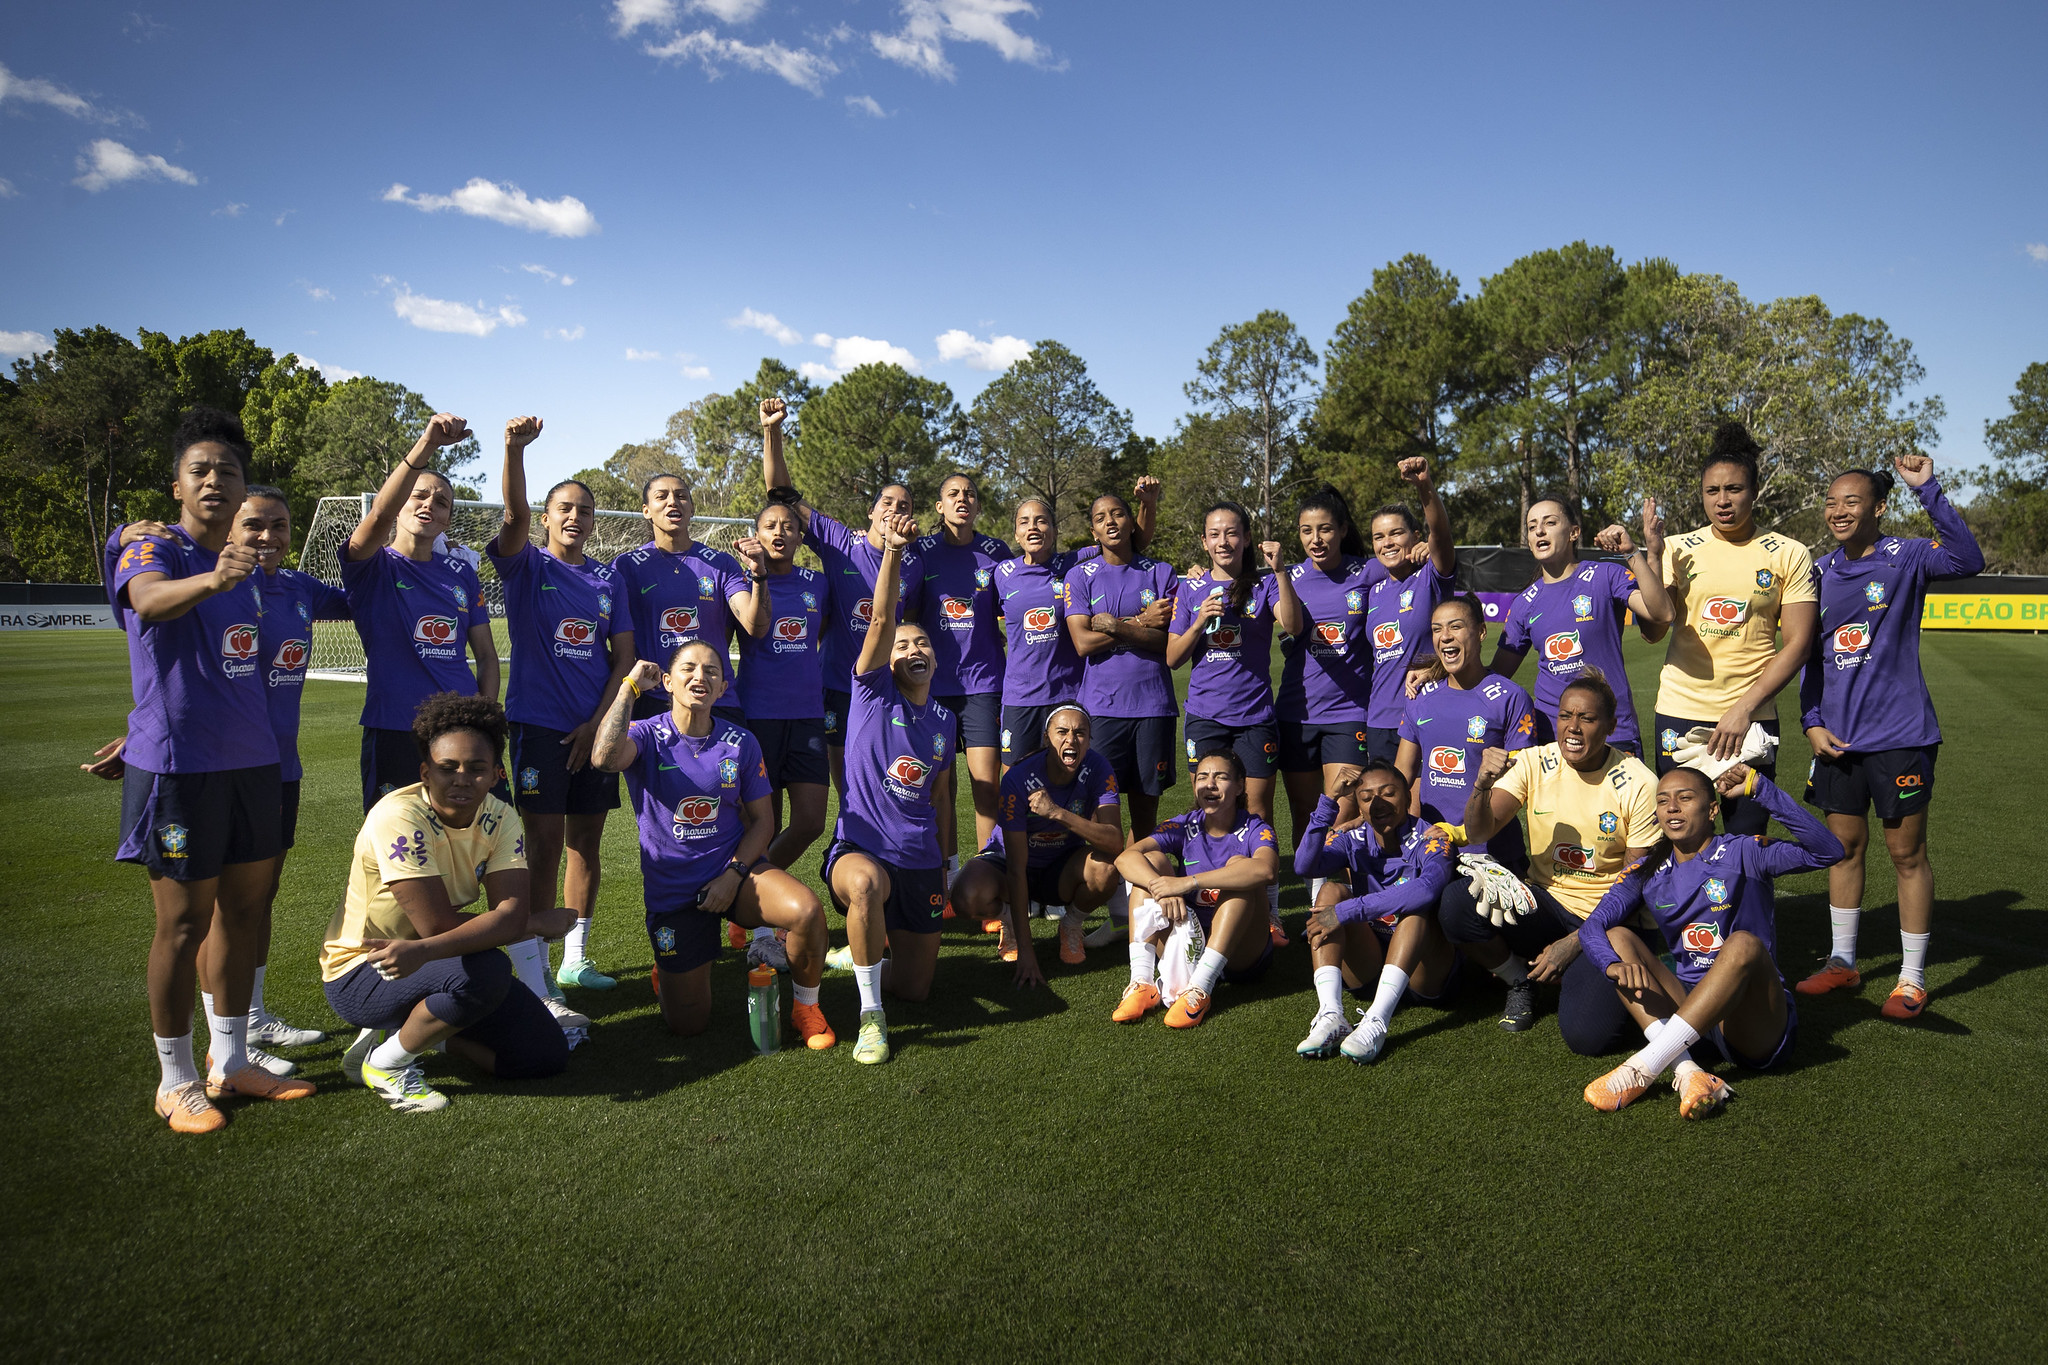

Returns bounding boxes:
[3,1,2043,500]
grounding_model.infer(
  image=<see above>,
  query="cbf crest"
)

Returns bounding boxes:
[1864,580,1886,605]
[297,601,311,623]
[654,924,676,952]
[1465,715,1486,740]
[1598,811,1618,835]
[1572,594,1593,619]
[718,757,739,785]
[1755,569,1775,590]
[1704,877,1729,905]
[932,733,946,761]
[698,575,715,597]
[1345,589,1362,612]
[801,591,817,609]
[974,569,991,589]
[598,593,612,617]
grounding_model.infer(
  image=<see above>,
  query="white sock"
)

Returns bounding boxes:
[154,1032,200,1090]
[1672,1056,1704,1085]
[1129,939,1158,986]
[1313,964,1344,1017]
[1491,956,1530,985]
[249,964,267,1018]
[1829,906,1861,965]
[853,962,884,1014]
[368,1033,420,1071]
[1624,1016,1701,1079]
[1267,883,1281,923]
[1108,880,1129,924]
[1191,946,1227,996]
[206,1005,248,1079]
[1309,876,1326,905]
[509,937,550,996]
[792,981,820,1006]
[1899,931,1930,988]
[565,917,591,964]
[1366,965,1409,1029]
[752,925,776,942]
[1642,1016,1668,1043]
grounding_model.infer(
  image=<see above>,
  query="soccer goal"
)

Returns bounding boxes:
[297,494,754,681]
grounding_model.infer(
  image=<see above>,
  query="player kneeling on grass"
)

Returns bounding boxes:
[950,704,1124,985]
[1111,750,1279,1028]
[1578,765,1844,1118]
[1292,762,1461,1062]
[322,694,569,1114]
[590,645,832,1047]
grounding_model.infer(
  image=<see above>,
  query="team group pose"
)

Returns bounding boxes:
[97,400,1979,1129]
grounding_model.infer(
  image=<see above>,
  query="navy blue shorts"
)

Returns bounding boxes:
[363,727,511,813]
[936,691,1002,751]
[974,846,1077,907]
[1806,745,1936,820]
[1185,714,1278,779]
[1655,714,1781,836]
[751,716,828,788]
[823,689,852,745]
[823,840,946,935]
[1278,719,1370,773]
[1365,726,1403,765]
[324,951,567,1080]
[511,721,622,816]
[281,779,302,851]
[118,763,284,881]
[1001,703,1059,766]
[647,897,727,976]
[1092,714,1178,796]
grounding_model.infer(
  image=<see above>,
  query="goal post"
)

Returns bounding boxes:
[298,496,754,681]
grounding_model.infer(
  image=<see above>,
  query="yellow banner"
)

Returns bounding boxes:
[1921,594,2048,629]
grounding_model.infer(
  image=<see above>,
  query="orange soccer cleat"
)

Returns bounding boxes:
[1880,981,1929,1021]
[1164,986,1213,1030]
[1583,1062,1654,1112]
[792,1001,836,1050]
[206,1066,316,1103]
[1111,980,1160,1023]
[1058,914,1086,965]
[728,921,747,950]
[1677,1067,1735,1120]
[1795,958,1861,996]
[155,1081,226,1135]
[996,912,1020,963]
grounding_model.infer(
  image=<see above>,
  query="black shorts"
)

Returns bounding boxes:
[1711,991,1798,1071]
[974,846,1076,906]
[281,779,302,851]
[1001,703,1059,766]
[1092,714,1178,796]
[324,951,566,1080]
[935,691,1001,751]
[1185,714,1278,779]
[752,717,828,788]
[510,721,623,816]
[1278,719,1370,773]
[823,689,851,745]
[1654,714,1781,837]
[646,898,729,976]
[823,840,946,935]
[1806,746,1937,820]
[117,763,285,881]
[363,727,511,813]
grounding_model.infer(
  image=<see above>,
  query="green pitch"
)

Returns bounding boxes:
[4,630,2044,1362]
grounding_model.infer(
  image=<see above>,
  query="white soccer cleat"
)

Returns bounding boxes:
[341,1028,382,1087]
[248,1011,327,1048]
[207,1045,297,1079]
[746,932,791,972]
[1340,1012,1389,1065]
[1296,1010,1352,1059]
[1083,917,1126,948]
[542,995,591,1030]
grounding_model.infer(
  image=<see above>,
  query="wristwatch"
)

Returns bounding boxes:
[724,857,751,882]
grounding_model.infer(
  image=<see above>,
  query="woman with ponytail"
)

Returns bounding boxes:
[1362,457,1458,762]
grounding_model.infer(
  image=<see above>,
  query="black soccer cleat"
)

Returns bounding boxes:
[1499,979,1538,1033]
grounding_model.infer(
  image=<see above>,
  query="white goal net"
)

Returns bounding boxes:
[297,494,754,681]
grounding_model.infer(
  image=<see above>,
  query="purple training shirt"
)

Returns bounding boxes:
[1172,570,1278,726]
[622,715,773,912]
[1063,554,1180,719]
[260,567,350,782]
[735,565,827,720]
[1366,560,1452,728]
[996,551,1086,707]
[1276,556,1382,724]
[610,540,751,705]
[807,511,915,692]
[1497,559,1642,746]
[1399,674,1535,870]
[984,747,1120,869]
[907,531,1013,696]
[489,541,620,733]
[338,543,487,730]
[834,664,955,869]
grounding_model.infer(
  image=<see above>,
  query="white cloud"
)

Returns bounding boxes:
[0,179,17,199]
[383,178,600,238]
[213,201,245,217]
[612,0,677,33]
[644,29,838,93]
[869,0,1056,81]
[302,283,333,300]
[296,355,363,383]
[387,282,528,337]
[681,364,712,380]
[521,262,575,285]
[2026,243,2048,264]
[689,0,768,21]
[798,361,838,384]
[0,330,52,358]
[845,94,887,118]
[936,328,1031,371]
[274,209,294,226]
[72,139,197,192]
[544,325,585,341]
[728,307,804,346]
[811,333,920,378]
[0,62,102,120]
[625,347,664,360]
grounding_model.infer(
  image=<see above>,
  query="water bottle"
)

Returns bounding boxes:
[1203,583,1227,635]
[746,962,781,1054]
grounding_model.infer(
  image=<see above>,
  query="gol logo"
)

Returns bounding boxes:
[660,605,698,634]
[271,638,309,670]
[941,596,973,620]
[1210,625,1241,648]
[1553,844,1594,871]
[1428,746,1466,775]
[222,623,259,660]
[1371,621,1402,649]
[1022,606,1057,632]
[889,755,931,787]
[1543,631,1583,662]
[1316,622,1346,647]
[1680,920,1724,954]
[1895,772,1924,789]
[1832,622,1870,654]
[1700,597,1747,626]
[773,617,807,641]
[672,796,719,833]
[555,618,597,646]
[414,615,458,645]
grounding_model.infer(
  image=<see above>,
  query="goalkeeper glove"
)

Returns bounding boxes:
[1670,723,1778,780]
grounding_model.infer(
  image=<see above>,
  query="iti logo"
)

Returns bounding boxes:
[1700,596,1748,627]
[520,767,540,794]
[1832,622,1871,655]
[1346,589,1363,612]
[888,755,932,788]
[414,615,459,646]
[801,591,817,609]
[718,757,739,784]
[1022,606,1057,632]
[1371,621,1402,650]
[1543,631,1584,663]
[941,596,973,620]
[975,569,992,589]
[1553,844,1594,872]
[271,638,309,671]
[671,797,719,837]
[773,617,807,642]
[1572,594,1594,619]
[1864,580,1886,606]
[554,618,597,646]
[1466,715,1487,740]
[1599,810,1619,835]
[1681,920,1725,954]
[221,623,259,661]
[1317,622,1348,648]
[697,575,715,597]
[158,824,190,858]
[1209,624,1242,648]
[654,924,676,952]
[1428,746,1466,776]
[1756,569,1775,590]
[1704,877,1729,905]
[660,605,698,634]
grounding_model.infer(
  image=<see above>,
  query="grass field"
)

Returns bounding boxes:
[4,628,2045,1362]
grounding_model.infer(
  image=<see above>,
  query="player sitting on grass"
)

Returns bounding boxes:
[1111,749,1279,1028]
[322,694,569,1114]
[590,645,832,1047]
[1292,762,1461,1062]
[1578,764,1844,1118]
[950,704,1124,984]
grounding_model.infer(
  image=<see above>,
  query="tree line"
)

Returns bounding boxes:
[5,242,2045,582]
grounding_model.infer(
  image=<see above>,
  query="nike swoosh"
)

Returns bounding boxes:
[1417,717,1433,725]
[1532,808,1553,815]
[1655,901,1675,910]
[396,581,413,591]
[540,584,557,591]
[1898,789,1925,800]
[640,583,656,593]
[891,717,906,726]
[658,763,679,770]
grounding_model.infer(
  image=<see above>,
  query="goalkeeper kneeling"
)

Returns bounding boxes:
[1292,761,1463,1065]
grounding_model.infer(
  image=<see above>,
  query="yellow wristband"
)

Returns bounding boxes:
[626,679,641,699]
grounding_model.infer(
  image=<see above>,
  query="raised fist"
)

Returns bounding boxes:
[1132,474,1161,505]
[213,542,261,590]
[1397,456,1432,487]
[1893,452,1933,488]
[505,416,543,449]
[882,512,917,550]
[1474,746,1515,790]
[423,413,472,448]
[1259,541,1283,572]
[630,659,663,692]
[760,397,786,431]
